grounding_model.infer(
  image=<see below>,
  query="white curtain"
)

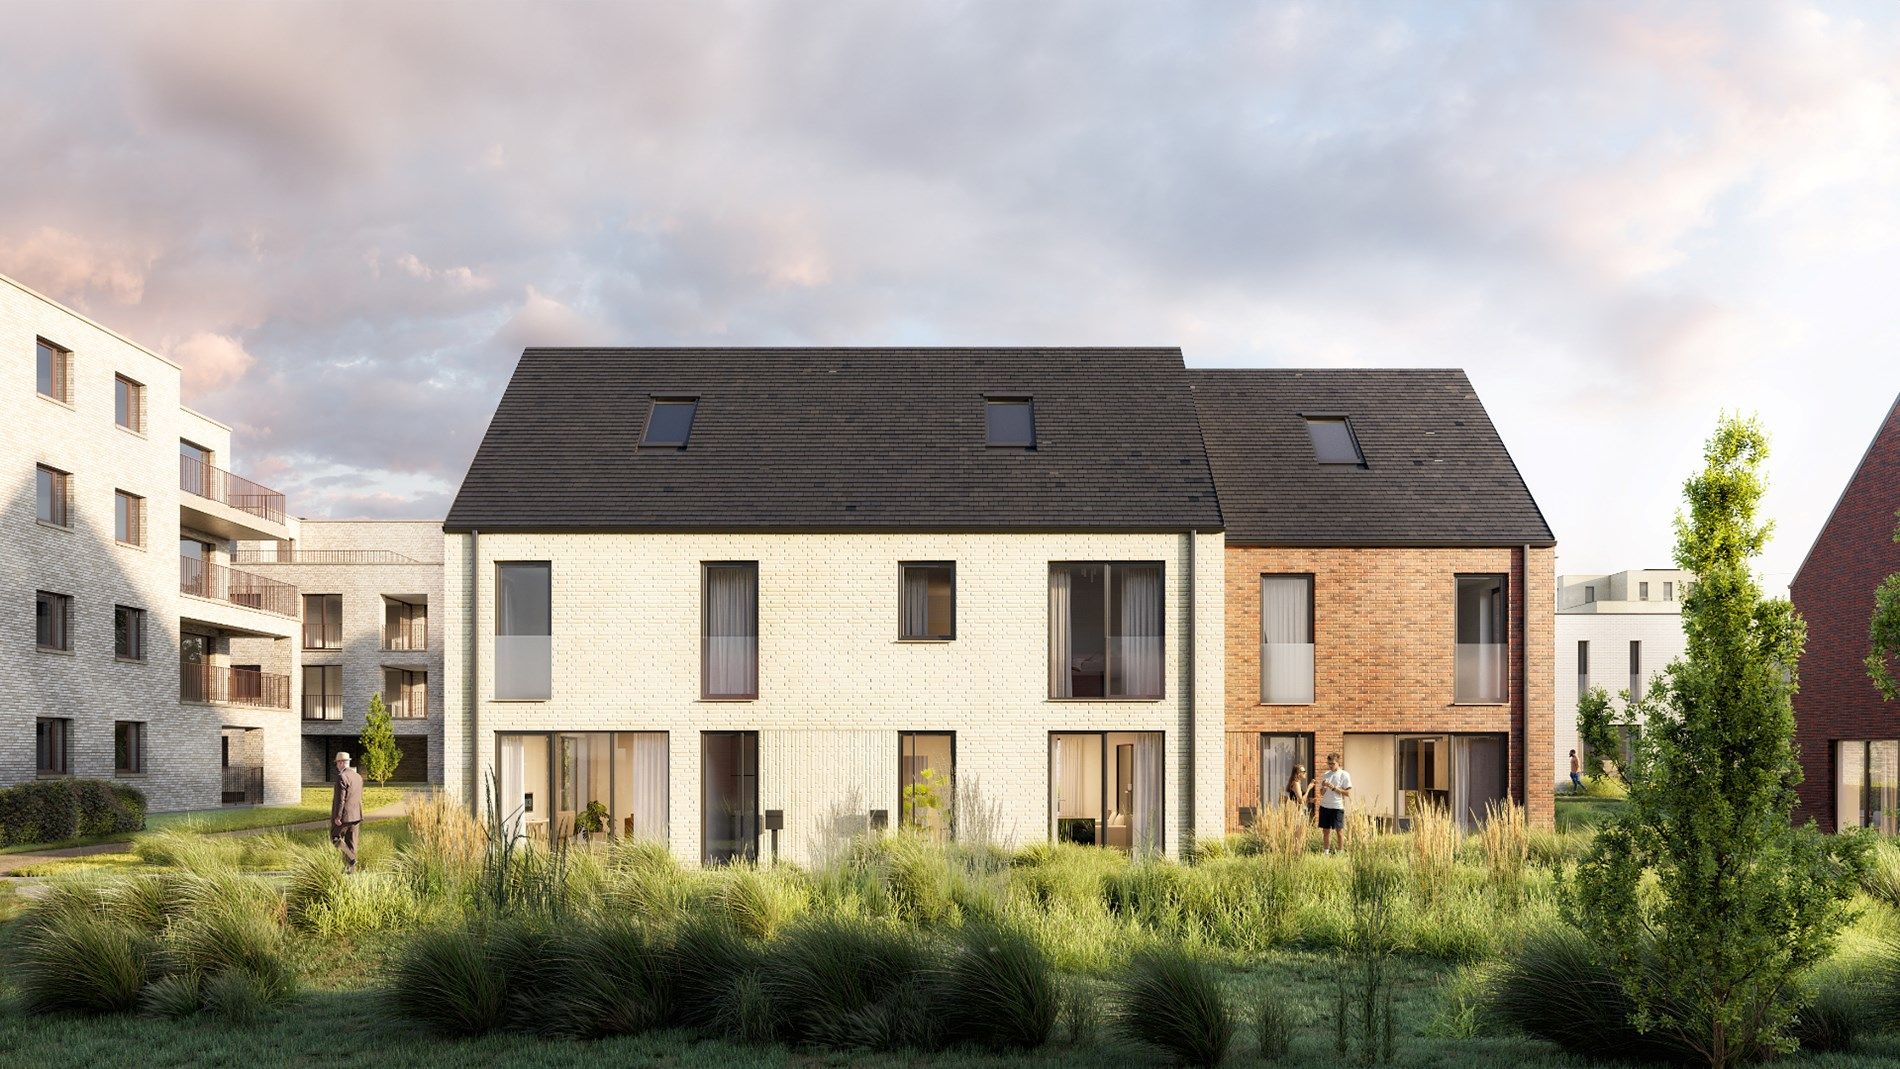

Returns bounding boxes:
[1263,736,1298,808]
[903,567,930,638]
[629,733,668,841]
[1132,733,1164,857]
[498,735,525,838]
[1055,736,1090,818]
[1048,568,1072,698]
[1260,576,1315,703]
[706,565,758,696]
[1117,566,1163,696]
[1451,737,1473,830]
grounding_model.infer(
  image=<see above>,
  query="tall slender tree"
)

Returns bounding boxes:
[359,692,401,787]
[1567,415,1868,1068]
[1866,510,1900,701]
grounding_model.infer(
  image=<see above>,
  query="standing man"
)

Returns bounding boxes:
[331,750,364,874]
[1317,752,1352,854]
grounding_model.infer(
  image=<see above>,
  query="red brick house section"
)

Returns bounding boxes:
[1222,545,1555,830]
[1792,393,1900,830]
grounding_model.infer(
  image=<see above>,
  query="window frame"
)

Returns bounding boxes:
[303,663,343,721]
[1452,572,1510,705]
[701,561,760,700]
[1629,640,1643,701]
[384,667,428,719]
[983,396,1036,448]
[36,338,72,404]
[898,731,957,839]
[303,593,343,650]
[114,489,146,547]
[383,596,428,651]
[639,396,700,449]
[1258,572,1316,705]
[114,604,147,662]
[1302,414,1367,466]
[1048,561,1168,701]
[35,464,71,528]
[114,721,147,776]
[114,374,146,434]
[897,561,957,642]
[36,717,72,777]
[36,590,73,652]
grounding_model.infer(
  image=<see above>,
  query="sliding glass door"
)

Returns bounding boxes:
[1050,731,1164,855]
[702,731,760,864]
[1260,733,1314,812]
[496,731,668,843]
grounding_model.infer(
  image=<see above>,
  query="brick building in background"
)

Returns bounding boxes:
[1793,392,1900,832]
[1190,370,1557,831]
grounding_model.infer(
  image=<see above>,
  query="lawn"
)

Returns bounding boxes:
[0,786,409,855]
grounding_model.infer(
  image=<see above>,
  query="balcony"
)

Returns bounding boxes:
[181,555,299,618]
[180,456,290,541]
[182,663,291,709]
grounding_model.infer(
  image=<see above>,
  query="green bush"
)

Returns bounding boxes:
[9,905,152,1014]
[546,919,672,1038]
[0,779,144,846]
[387,927,509,1036]
[935,924,1058,1051]
[761,917,935,1050]
[1112,947,1234,1066]
[138,973,202,1019]
[1485,926,1687,1063]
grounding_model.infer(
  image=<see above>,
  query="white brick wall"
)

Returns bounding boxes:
[443,530,1225,863]
[1553,611,1686,784]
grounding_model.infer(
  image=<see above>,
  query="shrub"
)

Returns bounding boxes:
[139,973,202,1019]
[545,920,671,1038]
[1255,991,1292,1060]
[717,865,811,940]
[202,968,282,1026]
[387,927,508,1036]
[1860,839,1900,909]
[9,906,152,1014]
[1059,976,1102,1047]
[1112,947,1234,1066]
[0,779,144,846]
[935,924,1058,1051]
[667,917,765,1031]
[1792,982,1858,1054]
[1485,926,1686,1063]
[762,918,936,1050]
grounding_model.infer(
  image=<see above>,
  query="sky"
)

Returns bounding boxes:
[3,1,1898,591]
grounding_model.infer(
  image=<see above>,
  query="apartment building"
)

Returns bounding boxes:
[1189,370,1557,831]
[1,273,300,810]
[237,520,445,787]
[1552,568,1690,785]
[1792,391,1900,832]
[442,348,1227,864]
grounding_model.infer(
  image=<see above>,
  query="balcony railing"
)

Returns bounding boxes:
[181,456,287,524]
[181,555,299,617]
[1260,641,1316,704]
[182,663,291,709]
[303,695,342,721]
[1455,642,1509,704]
[233,548,429,565]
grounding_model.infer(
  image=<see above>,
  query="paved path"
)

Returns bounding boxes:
[0,799,409,876]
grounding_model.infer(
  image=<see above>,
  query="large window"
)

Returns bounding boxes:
[115,374,145,433]
[1048,562,1164,699]
[303,594,342,650]
[1051,731,1164,855]
[35,465,70,526]
[1454,574,1508,703]
[384,668,428,719]
[899,562,955,641]
[1838,740,1900,834]
[497,731,669,843]
[36,591,72,651]
[115,605,146,661]
[496,562,552,700]
[1259,733,1315,818]
[1629,640,1644,701]
[384,596,427,650]
[1343,732,1509,831]
[36,717,71,775]
[702,731,759,863]
[36,339,71,402]
[115,490,145,546]
[900,732,955,840]
[115,721,146,775]
[702,563,758,699]
[1260,574,1314,704]
[303,664,342,720]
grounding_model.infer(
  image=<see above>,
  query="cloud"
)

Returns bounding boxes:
[169,332,257,394]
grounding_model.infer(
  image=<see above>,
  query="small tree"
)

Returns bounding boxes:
[1575,685,1621,781]
[359,692,401,786]
[1568,414,1869,1068]
[1867,509,1900,701]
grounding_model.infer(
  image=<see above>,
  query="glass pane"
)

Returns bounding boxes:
[900,733,954,840]
[116,378,131,427]
[1838,741,1867,830]
[1874,741,1899,836]
[37,341,55,396]
[643,400,697,446]
[1305,418,1362,463]
[986,400,1034,446]
[1051,733,1103,845]
[703,564,758,698]
[498,563,551,635]
[702,732,758,863]
[900,565,955,640]
[616,732,669,841]
[1107,565,1163,697]
[1056,565,1106,697]
[1261,575,1315,703]
[1455,575,1507,703]
[36,468,54,522]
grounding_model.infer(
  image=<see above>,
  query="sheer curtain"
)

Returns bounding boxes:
[1262,736,1297,808]
[1451,737,1473,831]
[903,567,930,638]
[1117,566,1163,697]
[1048,568,1072,698]
[705,565,758,697]
[1260,576,1314,703]
[498,735,525,837]
[1132,733,1164,856]
[629,733,668,841]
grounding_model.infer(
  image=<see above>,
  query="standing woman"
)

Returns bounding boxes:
[1284,764,1311,818]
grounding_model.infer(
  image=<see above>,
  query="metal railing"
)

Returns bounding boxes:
[182,663,291,709]
[222,765,264,805]
[180,456,287,524]
[180,555,299,617]
[303,694,342,721]
[233,548,430,565]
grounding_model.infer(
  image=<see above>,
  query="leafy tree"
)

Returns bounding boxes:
[358,692,402,786]
[1574,686,1621,781]
[1567,415,1869,1068]
[1867,509,1900,701]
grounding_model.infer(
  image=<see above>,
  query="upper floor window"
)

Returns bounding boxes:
[303,594,342,650]
[303,664,342,720]
[115,375,145,433]
[36,339,71,403]
[1304,416,1365,466]
[36,465,71,527]
[115,490,145,546]
[1577,640,1589,690]
[1049,562,1163,699]
[985,397,1035,448]
[1260,574,1314,704]
[115,721,147,775]
[115,605,146,661]
[1639,581,1650,600]
[36,591,73,651]
[1454,574,1507,703]
[36,717,71,775]
[641,398,698,448]
[385,668,428,719]
[703,562,758,699]
[1583,586,1596,604]
[495,562,552,700]
[1630,640,1644,701]
[899,562,955,641]
[1663,581,1674,601]
[384,596,427,651]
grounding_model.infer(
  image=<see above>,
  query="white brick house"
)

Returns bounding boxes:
[442,348,1228,863]
[1553,569,1690,785]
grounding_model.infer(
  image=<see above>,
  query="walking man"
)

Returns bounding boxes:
[331,750,364,873]
[1569,749,1584,793]
[1317,752,1352,854]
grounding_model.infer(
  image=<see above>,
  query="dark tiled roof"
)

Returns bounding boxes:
[1187,368,1554,546]
[446,348,1224,532]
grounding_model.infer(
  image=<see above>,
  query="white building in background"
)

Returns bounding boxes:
[1553,568,1691,785]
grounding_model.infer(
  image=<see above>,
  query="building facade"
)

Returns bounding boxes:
[1792,393,1900,832]
[1189,370,1557,831]
[1552,569,1690,786]
[2,273,300,810]
[442,349,1227,864]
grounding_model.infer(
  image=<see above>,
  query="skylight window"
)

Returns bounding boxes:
[986,398,1035,448]
[1304,416,1364,466]
[642,398,698,448]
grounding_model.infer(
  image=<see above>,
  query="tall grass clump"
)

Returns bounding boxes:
[387,926,508,1036]
[1408,799,1460,905]
[1860,839,1900,909]
[1253,801,1311,866]
[716,865,812,940]
[1112,947,1234,1066]
[1485,925,1684,1062]
[544,919,672,1037]
[405,789,484,896]
[667,916,766,1032]
[935,924,1058,1051]
[8,893,152,1014]
[1478,800,1530,904]
[761,917,935,1050]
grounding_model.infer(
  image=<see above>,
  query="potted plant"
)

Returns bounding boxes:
[577,800,610,841]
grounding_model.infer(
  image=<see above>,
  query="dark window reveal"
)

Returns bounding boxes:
[1304,417,1365,465]
[642,399,698,447]
[986,398,1035,447]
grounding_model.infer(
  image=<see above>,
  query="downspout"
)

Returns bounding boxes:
[467,529,480,816]
[1520,543,1531,816]
[1184,529,1196,857]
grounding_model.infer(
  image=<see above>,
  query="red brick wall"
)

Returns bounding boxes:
[1223,545,1555,829]
[1793,398,1900,830]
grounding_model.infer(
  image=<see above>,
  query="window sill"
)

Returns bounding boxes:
[115,540,146,552]
[37,393,75,411]
[114,656,147,665]
[115,424,147,439]
[36,520,73,533]
[1257,701,1316,707]
[698,696,758,703]
[36,771,72,780]
[489,697,550,704]
[114,771,148,779]
[1046,696,1164,703]
[895,637,955,644]
[36,645,75,657]
[1449,701,1511,707]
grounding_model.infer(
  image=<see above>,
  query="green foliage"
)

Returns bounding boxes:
[1567,414,1872,1068]
[576,799,610,835]
[1486,926,1686,1062]
[358,692,401,786]
[9,904,153,1014]
[546,919,672,1037]
[760,917,935,1050]
[1112,947,1234,1066]
[900,765,949,830]
[387,927,508,1036]
[935,924,1059,1051]
[1256,990,1293,1059]
[0,778,144,846]
[1574,686,1621,781]
[1867,509,1900,701]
